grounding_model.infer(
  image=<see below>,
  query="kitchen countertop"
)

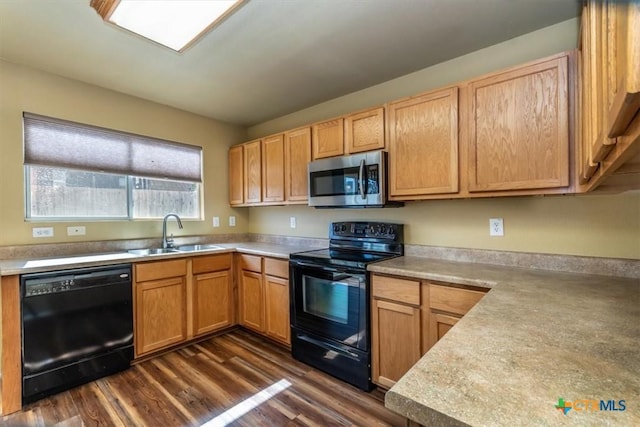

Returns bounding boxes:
[0,242,316,276]
[369,256,640,426]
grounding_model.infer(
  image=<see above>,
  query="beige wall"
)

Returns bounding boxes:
[0,60,249,246]
[247,18,640,260]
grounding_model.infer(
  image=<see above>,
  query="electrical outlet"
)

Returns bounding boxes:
[67,226,86,236]
[290,217,296,229]
[229,216,236,227]
[489,218,504,236]
[33,227,54,238]
[213,216,220,227]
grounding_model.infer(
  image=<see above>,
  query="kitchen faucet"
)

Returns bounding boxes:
[162,213,183,249]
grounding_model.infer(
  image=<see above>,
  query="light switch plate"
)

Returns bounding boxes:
[489,218,504,236]
[229,216,236,227]
[213,217,220,227]
[290,217,296,228]
[33,227,54,238]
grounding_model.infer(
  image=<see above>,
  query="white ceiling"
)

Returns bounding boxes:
[0,0,580,126]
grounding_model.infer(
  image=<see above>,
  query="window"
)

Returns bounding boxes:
[24,113,202,220]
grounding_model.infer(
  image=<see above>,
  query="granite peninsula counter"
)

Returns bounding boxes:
[368,256,640,426]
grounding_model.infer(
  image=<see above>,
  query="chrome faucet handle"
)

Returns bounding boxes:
[166,233,175,248]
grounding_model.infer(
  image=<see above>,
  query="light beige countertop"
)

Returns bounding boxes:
[370,256,640,426]
[0,242,317,276]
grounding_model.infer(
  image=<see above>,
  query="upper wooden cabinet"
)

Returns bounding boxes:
[228,145,244,206]
[345,107,385,154]
[312,118,344,159]
[261,134,285,203]
[468,54,569,192]
[388,87,459,198]
[578,1,640,192]
[243,140,262,204]
[284,127,312,203]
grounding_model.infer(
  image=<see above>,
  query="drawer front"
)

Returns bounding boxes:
[429,284,486,316]
[240,254,262,273]
[193,254,232,274]
[372,275,420,305]
[135,259,187,282]
[264,257,289,279]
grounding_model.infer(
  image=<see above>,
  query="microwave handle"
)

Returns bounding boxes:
[358,159,366,200]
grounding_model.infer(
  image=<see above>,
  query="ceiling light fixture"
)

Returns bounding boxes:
[90,0,246,52]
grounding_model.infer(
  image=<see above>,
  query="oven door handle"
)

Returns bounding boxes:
[291,262,360,283]
[291,261,346,274]
[296,333,361,361]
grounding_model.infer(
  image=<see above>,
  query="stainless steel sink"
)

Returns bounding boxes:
[127,248,179,256]
[176,244,224,252]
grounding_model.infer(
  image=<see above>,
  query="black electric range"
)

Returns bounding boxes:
[289,221,404,391]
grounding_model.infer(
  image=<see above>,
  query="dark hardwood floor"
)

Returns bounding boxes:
[2,329,405,426]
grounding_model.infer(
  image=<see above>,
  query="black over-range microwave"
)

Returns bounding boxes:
[307,150,400,208]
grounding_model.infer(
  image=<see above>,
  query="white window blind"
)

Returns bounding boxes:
[23,112,202,182]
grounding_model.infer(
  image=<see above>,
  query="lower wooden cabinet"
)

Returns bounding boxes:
[371,299,421,389]
[134,254,233,358]
[371,274,488,388]
[238,254,291,346]
[134,259,188,357]
[239,269,265,332]
[193,270,233,336]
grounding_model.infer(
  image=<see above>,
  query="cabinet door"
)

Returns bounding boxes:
[228,145,244,206]
[264,275,290,345]
[428,312,459,349]
[239,270,264,332]
[243,140,262,204]
[135,276,186,357]
[262,134,285,203]
[371,299,421,389]
[312,118,344,159]
[468,55,569,192]
[284,127,311,203]
[388,88,459,198]
[193,270,232,336]
[345,107,385,154]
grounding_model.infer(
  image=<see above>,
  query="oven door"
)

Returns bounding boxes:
[290,260,367,351]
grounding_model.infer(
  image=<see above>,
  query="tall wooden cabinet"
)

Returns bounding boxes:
[228,145,244,206]
[284,127,312,203]
[371,274,488,389]
[243,140,262,204]
[261,134,285,203]
[468,55,569,192]
[578,1,640,191]
[388,87,459,198]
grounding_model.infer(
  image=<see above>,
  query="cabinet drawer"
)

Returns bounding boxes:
[135,259,187,282]
[429,284,486,316]
[193,254,232,274]
[264,257,289,279]
[372,275,420,305]
[240,254,262,272]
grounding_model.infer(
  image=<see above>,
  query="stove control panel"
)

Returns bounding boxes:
[331,221,402,241]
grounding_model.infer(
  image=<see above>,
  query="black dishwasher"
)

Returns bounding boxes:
[20,264,134,404]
